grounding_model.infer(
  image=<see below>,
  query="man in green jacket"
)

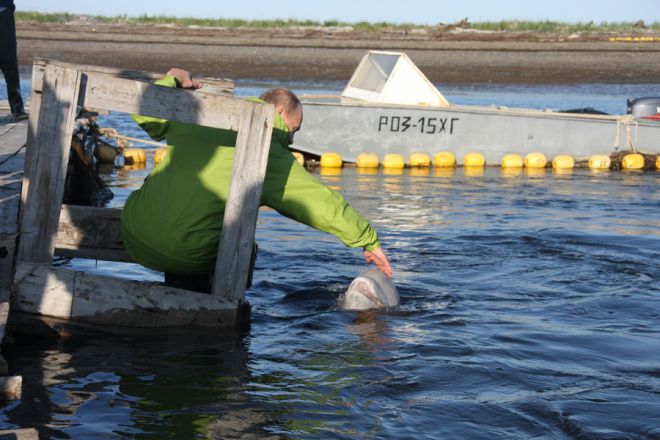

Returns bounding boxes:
[121,68,392,293]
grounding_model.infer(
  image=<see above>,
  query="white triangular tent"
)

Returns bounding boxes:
[341,50,449,107]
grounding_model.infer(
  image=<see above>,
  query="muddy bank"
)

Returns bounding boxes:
[15,23,660,83]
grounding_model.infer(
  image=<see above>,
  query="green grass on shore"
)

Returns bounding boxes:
[15,11,660,33]
[471,20,660,33]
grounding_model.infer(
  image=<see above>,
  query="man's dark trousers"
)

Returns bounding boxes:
[0,5,25,114]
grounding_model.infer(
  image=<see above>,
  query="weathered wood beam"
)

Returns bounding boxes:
[55,205,131,262]
[13,263,241,328]
[17,64,81,264]
[81,71,245,131]
[31,58,234,96]
[212,103,274,301]
[19,62,43,228]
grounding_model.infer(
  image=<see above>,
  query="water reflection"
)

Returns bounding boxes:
[524,168,547,178]
[319,167,342,177]
[409,168,431,178]
[356,168,378,176]
[501,168,523,178]
[463,166,485,177]
[433,167,456,178]
[346,312,392,348]
[552,168,574,176]
[4,334,274,439]
[382,167,404,176]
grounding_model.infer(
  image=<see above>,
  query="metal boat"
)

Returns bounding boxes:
[294,51,660,165]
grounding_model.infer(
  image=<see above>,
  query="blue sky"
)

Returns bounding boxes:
[20,0,660,24]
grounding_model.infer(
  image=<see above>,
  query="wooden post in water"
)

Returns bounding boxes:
[17,63,81,263]
[212,103,274,301]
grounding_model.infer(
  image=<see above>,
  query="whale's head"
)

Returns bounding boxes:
[340,269,399,310]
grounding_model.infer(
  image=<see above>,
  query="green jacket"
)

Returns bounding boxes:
[120,76,380,274]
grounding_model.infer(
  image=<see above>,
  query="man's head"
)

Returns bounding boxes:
[259,88,303,144]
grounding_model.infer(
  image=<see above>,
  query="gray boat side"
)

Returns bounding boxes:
[295,97,660,164]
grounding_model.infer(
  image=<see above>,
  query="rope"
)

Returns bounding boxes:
[98,128,167,149]
[614,115,639,152]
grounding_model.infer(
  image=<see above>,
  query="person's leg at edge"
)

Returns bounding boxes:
[0,6,26,118]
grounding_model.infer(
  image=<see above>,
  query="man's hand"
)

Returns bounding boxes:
[166,68,201,90]
[363,247,393,278]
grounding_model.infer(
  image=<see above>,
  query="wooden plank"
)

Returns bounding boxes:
[0,120,27,346]
[32,58,235,95]
[12,263,241,328]
[17,64,81,264]
[54,205,131,262]
[82,72,245,131]
[12,263,74,318]
[0,428,39,440]
[19,62,44,227]
[0,174,22,235]
[212,102,274,301]
[0,123,26,159]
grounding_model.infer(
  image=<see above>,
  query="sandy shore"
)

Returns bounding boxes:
[15,23,660,83]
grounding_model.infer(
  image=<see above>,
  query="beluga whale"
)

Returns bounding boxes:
[340,269,399,310]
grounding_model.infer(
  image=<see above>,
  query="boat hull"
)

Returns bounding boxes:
[295,100,660,164]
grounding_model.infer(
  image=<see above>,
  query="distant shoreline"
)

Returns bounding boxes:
[15,22,660,84]
[15,12,660,34]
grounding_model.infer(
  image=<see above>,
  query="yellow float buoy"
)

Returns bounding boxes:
[291,151,305,166]
[409,152,431,167]
[501,154,524,168]
[320,152,343,168]
[588,155,611,170]
[525,152,547,169]
[552,154,575,170]
[382,154,405,169]
[433,151,456,167]
[123,148,147,165]
[621,153,644,170]
[153,147,168,165]
[356,153,379,168]
[463,152,485,167]
[656,155,660,170]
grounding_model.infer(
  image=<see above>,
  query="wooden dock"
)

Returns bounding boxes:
[0,107,30,436]
[7,59,272,337]
[0,115,26,343]
[0,59,274,437]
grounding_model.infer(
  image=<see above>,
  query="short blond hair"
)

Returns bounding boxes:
[259,88,301,114]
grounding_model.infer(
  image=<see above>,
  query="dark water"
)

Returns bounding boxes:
[1,80,660,439]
